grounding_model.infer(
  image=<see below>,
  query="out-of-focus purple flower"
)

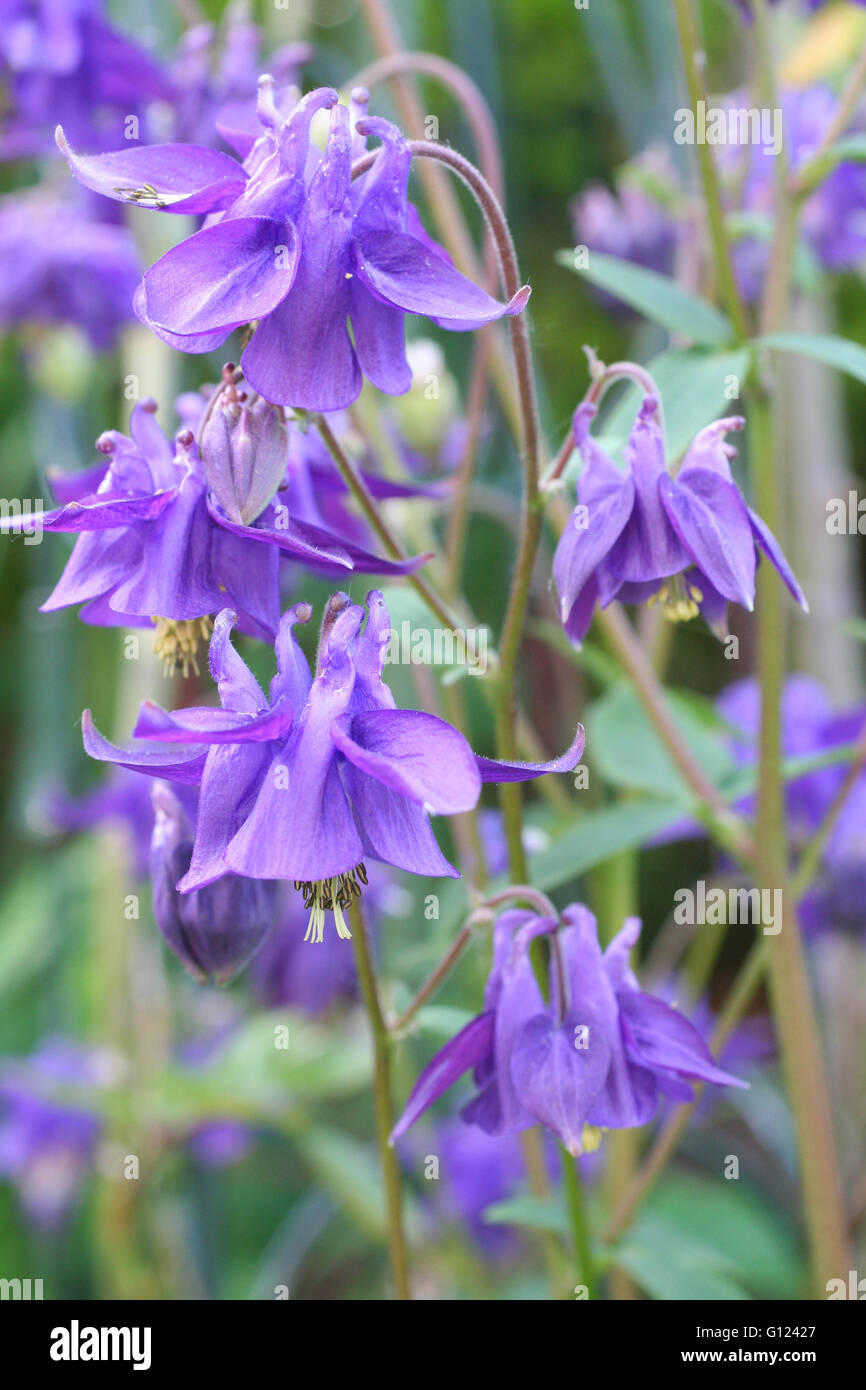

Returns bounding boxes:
[0,187,140,348]
[0,0,172,159]
[58,87,529,410]
[42,766,158,878]
[571,147,680,298]
[0,396,424,665]
[82,592,584,942]
[188,1119,253,1167]
[169,7,311,150]
[553,396,807,645]
[718,676,866,939]
[392,907,745,1154]
[0,1038,116,1228]
[150,781,278,985]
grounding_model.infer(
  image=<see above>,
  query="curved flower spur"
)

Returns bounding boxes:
[56,82,530,412]
[82,591,585,944]
[0,394,428,673]
[553,394,809,644]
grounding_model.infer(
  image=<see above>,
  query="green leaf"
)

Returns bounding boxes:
[647,1174,804,1299]
[484,1194,569,1236]
[556,248,733,346]
[755,332,866,386]
[586,684,734,802]
[615,1214,751,1301]
[595,348,752,464]
[530,799,687,892]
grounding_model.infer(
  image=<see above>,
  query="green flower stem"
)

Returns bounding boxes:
[750,390,851,1295]
[348,898,411,1300]
[314,413,464,637]
[597,604,755,863]
[671,0,750,342]
[561,1145,596,1299]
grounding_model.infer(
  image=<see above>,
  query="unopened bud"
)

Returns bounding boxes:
[200,379,289,525]
[150,783,277,985]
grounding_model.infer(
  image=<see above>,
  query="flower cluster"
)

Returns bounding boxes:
[58,82,529,411]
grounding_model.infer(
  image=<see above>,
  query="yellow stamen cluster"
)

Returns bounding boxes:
[152,616,213,677]
[647,574,704,624]
[296,864,369,943]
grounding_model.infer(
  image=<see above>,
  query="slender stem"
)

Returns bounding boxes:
[390,923,479,1035]
[348,898,411,1300]
[671,0,749,341]
[753,0,797,335]
[357,0,522,442]
[750,390,851,1294]
[597,604,755,863]
[348,51,504,202]
[354,138,543,882]
[314,413,464,636]
[604,937,768,1244]
[561,1147,596,1299]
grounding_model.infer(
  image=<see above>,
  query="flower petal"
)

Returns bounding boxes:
[748,508,809,611]
[331,709,482,813]
[82,710,206,784]
[353,228,530,328]
[619,991,748,1090]
[56,128,247,214]
[143,216,298,337]
[475,724,585,783]
[659,468,756,607]
[510,1013,612,1155]
[133,695,294,744]
[390,1012,495,1142]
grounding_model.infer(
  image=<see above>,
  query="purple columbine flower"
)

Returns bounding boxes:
[553,395,808,644]
[150,781,278,984]
[0,187,140,348]
[82,591,584,943]
[57,84,529,411]
[0,0,172,159]
[0,396,425,670]
[391,906,745,1154]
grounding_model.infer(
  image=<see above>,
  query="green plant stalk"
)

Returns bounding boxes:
[561,1145,596,1299]
[349,899,411,1300]
[671,0,750,342]
[749,0,851,1296]
[750,390,851,1295]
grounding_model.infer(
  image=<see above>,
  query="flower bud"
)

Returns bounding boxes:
[200,369,289,525]
[150,783,277,985]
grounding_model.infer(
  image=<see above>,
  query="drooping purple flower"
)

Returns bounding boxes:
[553,396,808,645]
[391,907,745,1154]
[0,1038,116,1228]
[0,396,425,666]
[82,591,585,942]
[150,781,278,985]
[57,86,529,411]
[0,187,140,348]
[0,0,172,159]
